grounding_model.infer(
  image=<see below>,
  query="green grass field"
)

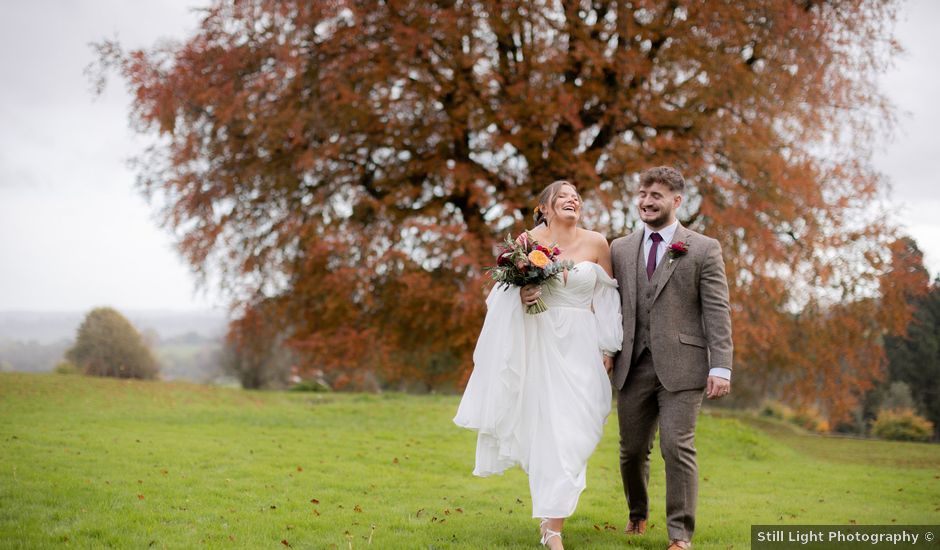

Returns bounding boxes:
[1,373,938,549]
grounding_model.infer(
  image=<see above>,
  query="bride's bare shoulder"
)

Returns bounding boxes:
[527,226,550,240]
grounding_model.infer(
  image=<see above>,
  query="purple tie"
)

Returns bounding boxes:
[646,232,663,280]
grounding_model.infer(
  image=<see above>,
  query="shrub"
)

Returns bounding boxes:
[53,361,79,375]
[758,401,829,432]
[871,408,934,442]
[759,400,793,421]
[791,406,829,433]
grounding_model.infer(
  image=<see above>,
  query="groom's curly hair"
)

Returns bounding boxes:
[639,166,685,193]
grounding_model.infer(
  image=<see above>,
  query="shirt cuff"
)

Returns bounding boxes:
[709,367,731,380]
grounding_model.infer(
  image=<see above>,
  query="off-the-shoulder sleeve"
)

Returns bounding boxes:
[592,264,623,357]
[453,284,527,476]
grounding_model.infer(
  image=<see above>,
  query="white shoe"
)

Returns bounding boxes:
[540,526,562,547]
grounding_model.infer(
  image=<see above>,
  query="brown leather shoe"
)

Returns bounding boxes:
[667,540,691,550]
[624,519,647,535]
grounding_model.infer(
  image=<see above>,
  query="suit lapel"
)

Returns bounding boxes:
[623,230,644,313]
[651,224,690,303]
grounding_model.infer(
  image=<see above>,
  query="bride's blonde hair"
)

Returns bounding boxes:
[534,180,579,226]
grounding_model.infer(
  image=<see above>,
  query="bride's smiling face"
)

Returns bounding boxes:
[545,184,581,224]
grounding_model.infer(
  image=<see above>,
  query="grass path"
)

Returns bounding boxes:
[1,373,938,549]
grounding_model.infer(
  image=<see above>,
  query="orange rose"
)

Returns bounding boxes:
[528,249,550,268]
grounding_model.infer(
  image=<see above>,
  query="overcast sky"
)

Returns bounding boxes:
[1,1,938,312]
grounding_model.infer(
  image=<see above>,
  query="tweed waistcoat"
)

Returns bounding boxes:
[631,240,666,364]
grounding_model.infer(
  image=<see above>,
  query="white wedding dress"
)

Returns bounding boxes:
[454,261,623,518]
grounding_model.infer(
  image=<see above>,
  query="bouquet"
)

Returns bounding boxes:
[488,232,574,314]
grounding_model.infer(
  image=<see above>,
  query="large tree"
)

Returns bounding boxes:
[96,0,919,416]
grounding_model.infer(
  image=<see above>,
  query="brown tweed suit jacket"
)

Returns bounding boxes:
[610,224,733,391]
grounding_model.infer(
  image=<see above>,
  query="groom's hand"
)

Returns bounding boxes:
[706,376,731,400]
[603,355,613,375]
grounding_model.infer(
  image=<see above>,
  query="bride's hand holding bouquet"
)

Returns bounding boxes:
[488,231,573,314]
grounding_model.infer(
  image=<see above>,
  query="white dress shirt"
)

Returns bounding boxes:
[642,220,731,382]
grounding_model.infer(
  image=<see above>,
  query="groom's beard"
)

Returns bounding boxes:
[639,207,673,229]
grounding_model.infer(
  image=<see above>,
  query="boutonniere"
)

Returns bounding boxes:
[667,242,689,264]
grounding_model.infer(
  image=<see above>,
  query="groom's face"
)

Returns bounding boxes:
[636,182,682,229]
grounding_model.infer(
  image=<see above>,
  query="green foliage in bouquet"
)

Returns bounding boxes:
[487,232,574,314]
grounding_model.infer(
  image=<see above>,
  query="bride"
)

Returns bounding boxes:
[454,180,623,549]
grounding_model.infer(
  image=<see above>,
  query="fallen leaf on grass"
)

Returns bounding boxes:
[311,498,319,504]
[296,466,303,472]
[281,539,292,547]
[137,494,145,500]
[354,504,362,513]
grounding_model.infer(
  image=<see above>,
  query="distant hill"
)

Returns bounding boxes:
[0,310,227,344]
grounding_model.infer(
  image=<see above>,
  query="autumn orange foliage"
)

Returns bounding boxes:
[94,0,921,421]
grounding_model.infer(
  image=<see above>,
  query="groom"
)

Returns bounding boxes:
[610,166,733,549]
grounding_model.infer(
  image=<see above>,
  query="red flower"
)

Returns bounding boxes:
[668,241,689,259]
